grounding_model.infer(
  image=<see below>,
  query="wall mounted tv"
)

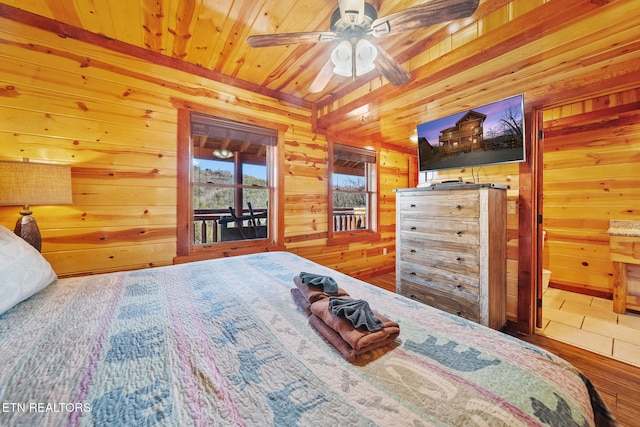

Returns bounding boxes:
[417,94,525,172]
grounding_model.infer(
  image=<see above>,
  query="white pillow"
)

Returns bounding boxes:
[0,224,57,315]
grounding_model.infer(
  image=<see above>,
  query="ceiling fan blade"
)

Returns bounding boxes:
[339,0,366,25]
[309,59,335,93]
[371,0,479,36]
[372,43,410,86]
[247,31,337,48]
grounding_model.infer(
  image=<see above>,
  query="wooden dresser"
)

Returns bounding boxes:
[395,184,507,330]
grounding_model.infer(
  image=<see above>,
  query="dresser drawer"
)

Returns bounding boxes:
[398,260,479,298]
[398,218,479,245]
[398,279,480,323]
[398,237,480,278]
[397,191,479,219]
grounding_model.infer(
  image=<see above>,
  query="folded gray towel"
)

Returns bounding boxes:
[299,272,339,294]
[328,297,384,332]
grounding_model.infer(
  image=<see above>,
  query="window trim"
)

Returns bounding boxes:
[173,99,285,259]
[327,140,380,244]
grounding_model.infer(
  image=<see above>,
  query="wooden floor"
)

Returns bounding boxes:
[366,272,640,427]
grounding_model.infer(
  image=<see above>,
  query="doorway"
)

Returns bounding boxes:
[533,101,640,365]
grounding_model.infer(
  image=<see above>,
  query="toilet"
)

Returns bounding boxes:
[542,230,552,293]
[542,269,552,294]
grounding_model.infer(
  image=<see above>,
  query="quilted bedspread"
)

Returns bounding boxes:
[0,251,615,426]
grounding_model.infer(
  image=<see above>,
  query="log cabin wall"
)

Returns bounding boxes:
[1,5,639,331]
[542,89,640,297]
[0,17,408,278]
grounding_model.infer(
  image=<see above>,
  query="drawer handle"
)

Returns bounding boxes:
[410,249,416,253]
[456,257,462,262]
[410,203,416,208]
[456,204,462,210]
[410,226,417,230]
[456,230,462,235]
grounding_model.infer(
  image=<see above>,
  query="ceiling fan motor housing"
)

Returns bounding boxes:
[330,2,378,41]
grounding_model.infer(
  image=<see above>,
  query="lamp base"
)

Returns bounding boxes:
[14,213,42,252]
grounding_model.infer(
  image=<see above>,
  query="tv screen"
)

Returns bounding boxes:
[418,94,525,172]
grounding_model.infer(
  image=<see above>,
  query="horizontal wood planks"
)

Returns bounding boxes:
[0,17,405,278]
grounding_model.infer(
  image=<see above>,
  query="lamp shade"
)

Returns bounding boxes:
[355,39,377,76]
[0,161,73,206]
[331,40,353,77]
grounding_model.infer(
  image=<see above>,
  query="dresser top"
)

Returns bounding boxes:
[394,183,509,192]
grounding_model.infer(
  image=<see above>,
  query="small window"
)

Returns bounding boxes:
[330,143,377,236]
[189,113,275,246]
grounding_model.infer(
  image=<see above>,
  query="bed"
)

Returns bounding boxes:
[0,228,616,426]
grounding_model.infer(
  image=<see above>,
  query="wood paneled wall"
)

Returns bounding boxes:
[542,90,640,296]
[1,15,638,329]
[424,89,640,320]
[0,17,407,278]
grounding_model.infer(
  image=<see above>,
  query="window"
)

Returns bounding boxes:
[330,142,378,238]
[177,110,279,256]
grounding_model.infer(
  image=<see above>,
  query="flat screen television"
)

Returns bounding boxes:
[417,94,525,172]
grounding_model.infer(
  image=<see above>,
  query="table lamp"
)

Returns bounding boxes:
[0,160,73,252]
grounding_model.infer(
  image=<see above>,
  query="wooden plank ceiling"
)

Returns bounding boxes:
[1,0,639,153]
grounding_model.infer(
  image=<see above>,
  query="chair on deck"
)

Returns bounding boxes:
[220,203,267,241]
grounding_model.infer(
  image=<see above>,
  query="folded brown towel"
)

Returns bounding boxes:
[291,288,311,315]
[309,314,399,363]
[310,299,400,351]
[294,275,350,304]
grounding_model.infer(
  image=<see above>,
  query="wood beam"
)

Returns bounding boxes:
[0,3,311,110]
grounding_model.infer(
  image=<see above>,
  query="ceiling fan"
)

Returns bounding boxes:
[247,0,480,93]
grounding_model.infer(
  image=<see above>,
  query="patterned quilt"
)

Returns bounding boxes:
[0,251,615,426]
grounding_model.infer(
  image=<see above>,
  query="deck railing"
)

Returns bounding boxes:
[332,207,367,232]
[193,209,226,244]
[194,207,366,243]
[192,208,267,244]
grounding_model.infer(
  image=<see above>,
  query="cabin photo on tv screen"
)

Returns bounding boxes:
[418,94,525,172]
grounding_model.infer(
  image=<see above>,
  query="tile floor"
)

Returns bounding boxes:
[537,287,640,367]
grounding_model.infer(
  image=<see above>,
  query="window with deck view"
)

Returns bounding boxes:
[331,143,377,234]
[190,113,276,246]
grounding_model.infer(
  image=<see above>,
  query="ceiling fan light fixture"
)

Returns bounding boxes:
[248,0,481,92]
[213,149,233,159]
[331,40,353,77]
[355,38,377,76]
